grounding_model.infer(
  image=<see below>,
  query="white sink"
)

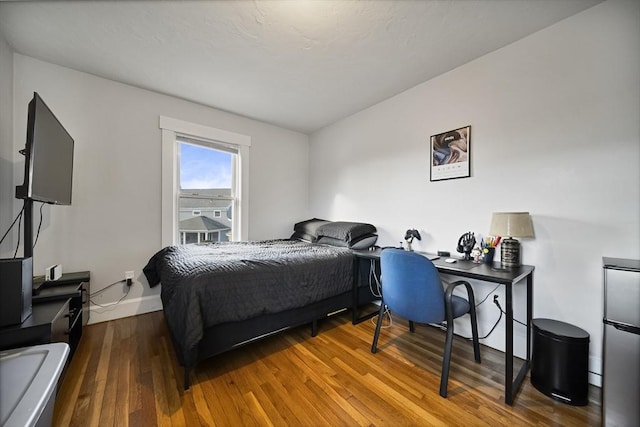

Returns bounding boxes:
[0,343,69,427]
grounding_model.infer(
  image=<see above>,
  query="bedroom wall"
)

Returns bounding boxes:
[309,0,639,386]
[0,31,14,258]
[11,55,310,323]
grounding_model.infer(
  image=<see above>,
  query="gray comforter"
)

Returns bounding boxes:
[143,240,354,366]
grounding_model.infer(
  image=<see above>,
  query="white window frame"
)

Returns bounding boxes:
[160,116,250,247]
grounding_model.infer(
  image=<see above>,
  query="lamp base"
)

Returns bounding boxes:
[500,238,520,267]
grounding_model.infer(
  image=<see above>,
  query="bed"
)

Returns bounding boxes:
[143,220,378,389]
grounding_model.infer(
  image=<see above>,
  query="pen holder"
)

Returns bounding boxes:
[482,247,495,264]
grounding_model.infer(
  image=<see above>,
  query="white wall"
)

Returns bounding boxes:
[309,0,640,385]
[12,55,309,322]
[0,31,14,257]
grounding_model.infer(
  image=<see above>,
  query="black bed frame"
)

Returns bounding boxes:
[173,258,377,390]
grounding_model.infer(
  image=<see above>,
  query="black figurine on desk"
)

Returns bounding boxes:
[404,229,421,251]
[456,231,476,260]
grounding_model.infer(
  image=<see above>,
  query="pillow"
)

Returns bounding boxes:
[349,233,378,250]
[317,233,378,250]
[290,231,316,243]
[293,218,331,238]
[315,236,348,248]
[316,221,377,243]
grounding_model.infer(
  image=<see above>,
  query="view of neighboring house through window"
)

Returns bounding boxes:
[178,139,236,244]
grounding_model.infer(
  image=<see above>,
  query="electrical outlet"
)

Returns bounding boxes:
[125,271,135,280]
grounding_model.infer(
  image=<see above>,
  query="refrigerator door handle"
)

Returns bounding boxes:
[604,319,640,335]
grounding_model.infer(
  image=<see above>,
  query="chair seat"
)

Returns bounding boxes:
[450,295,470,318]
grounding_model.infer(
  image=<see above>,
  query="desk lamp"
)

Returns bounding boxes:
[489,212,534,267]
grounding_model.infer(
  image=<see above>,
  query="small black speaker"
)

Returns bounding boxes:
[0,257,33,327]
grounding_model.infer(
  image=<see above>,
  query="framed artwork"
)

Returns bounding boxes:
[430,125,471,181]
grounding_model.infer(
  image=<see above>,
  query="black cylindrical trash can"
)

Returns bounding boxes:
[531,318,590,406]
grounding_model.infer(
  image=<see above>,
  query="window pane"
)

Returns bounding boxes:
[184,232,198,244]
[179,141,233,191]
[177,140,235,244]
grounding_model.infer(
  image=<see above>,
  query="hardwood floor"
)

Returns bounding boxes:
[53,309,601,426]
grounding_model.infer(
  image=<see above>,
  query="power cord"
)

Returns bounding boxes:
[89,278,133,309]
[476,297,503,339]
[371,304,394,329]
[13,210,23,258]
[435,294,504,340]
[32,202,45,249]
[369,259,382,298]
[90,279,127,297]
[368,260,393,328]
[0,205,25,247]
[1,202,46,257]
[493,295,527,327]
[90,284,131,308]
[474,284,501,307]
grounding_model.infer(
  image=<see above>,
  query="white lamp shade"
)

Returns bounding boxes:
[489,212,534,238]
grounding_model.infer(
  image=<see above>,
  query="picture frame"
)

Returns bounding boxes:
[430,125,471,181]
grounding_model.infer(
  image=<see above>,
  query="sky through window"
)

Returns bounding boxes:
[180,142,232,189]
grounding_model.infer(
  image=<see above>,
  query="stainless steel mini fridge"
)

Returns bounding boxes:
[602,257,640,427]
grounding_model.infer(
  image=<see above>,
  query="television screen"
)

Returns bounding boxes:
[16,93,74,205]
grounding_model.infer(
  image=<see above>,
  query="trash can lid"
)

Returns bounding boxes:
[532,318,590,341]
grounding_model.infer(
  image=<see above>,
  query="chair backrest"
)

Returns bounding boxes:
[380,249,445,324]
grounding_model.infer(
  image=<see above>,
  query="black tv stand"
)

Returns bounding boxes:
[0,271,90,364]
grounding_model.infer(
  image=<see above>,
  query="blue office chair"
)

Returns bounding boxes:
[371,249,481,397]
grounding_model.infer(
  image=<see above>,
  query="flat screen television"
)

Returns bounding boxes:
[16,92,74,205]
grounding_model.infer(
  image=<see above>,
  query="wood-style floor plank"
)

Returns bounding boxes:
[53,309,601,426]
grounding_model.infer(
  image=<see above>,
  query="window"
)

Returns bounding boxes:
[178,139,234,244]
[160,117,250,247]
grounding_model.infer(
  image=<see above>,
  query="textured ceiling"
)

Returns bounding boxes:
[0,1,601,134]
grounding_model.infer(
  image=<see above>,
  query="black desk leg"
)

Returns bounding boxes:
[526,272,533,362]
[352,257,360,324]
[505,272,534,405]
[352,286,359,323]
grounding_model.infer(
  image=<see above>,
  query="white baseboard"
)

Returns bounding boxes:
[88,294,163,325]
[588,355,602,387]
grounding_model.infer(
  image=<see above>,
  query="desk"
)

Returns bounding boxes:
[352,248,534,405]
